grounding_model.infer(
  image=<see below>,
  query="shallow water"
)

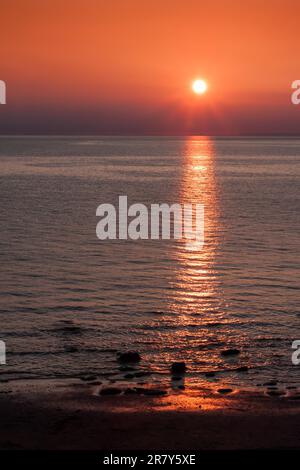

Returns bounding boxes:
[0,136,299,391]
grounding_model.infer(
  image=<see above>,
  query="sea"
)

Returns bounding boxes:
[0,136,299,392]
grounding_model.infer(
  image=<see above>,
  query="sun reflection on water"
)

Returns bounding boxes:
[169,136,221,316]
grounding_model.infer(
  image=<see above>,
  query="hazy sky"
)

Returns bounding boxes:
[0,0,299,135]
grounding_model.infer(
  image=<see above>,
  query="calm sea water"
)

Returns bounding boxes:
[0,136,299,391]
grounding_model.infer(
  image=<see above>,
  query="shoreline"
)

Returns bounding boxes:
[1,378,300,450]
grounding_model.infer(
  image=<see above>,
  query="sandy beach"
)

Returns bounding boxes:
[1,379,300,450]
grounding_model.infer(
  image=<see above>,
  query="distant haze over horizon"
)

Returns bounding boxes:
[0,0,299,135]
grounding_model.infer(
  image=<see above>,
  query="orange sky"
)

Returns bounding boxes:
[0,0,299,134]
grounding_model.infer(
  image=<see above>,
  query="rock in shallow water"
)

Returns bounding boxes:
[124,388,138,395]
[236,366,248,372]
[217,388,233,394]
[266,389,284,397]
[205,371,215,377]
[171,362,187,374]
[143,389,167,396]
[117,351,141,363]
[221,349,240,357]
[100,387,122,396]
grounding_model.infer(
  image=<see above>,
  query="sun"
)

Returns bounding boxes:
[192,79,207,95]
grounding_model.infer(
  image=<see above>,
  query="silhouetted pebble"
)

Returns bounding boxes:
[61,326,82,335]
[172,376,182,381]
[217,388,233,394]
[143,389,167,396]
[221,349,240,357]
[266,390,284,397]
[205,372,215,377]
[100,387,122,395]
[178,385,185,390]
[263,381,277,386]
[124,388,138,395]
[124,373,134,379]
[171,362,186,374]
[236,366,248,372]
[117,351,141,363]
[65,346,79,353]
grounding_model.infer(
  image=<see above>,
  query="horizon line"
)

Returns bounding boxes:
[0,133,300,139]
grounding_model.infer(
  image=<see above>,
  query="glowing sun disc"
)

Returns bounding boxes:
[192,79,207,94]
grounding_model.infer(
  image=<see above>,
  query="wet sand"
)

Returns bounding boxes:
[0,379,300,450]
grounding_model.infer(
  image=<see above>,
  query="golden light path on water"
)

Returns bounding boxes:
[169,136,220,315]
[158,136,230,395]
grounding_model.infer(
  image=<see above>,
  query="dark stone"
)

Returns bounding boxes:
[205,371,215,377]
[171,362,187,374]
[236,366,248,372]
[178,385,185,390]
[143,389,167,396]
[117,351,141,363]
[217,388,233,394]
[124,373,134,379]
[65,346,79,353]
[124,388,138,395]
[100,387,122,396]
[221,349,240,357]
[267,390,284,397]
[263,381,277,386]
[61,326,82,335]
